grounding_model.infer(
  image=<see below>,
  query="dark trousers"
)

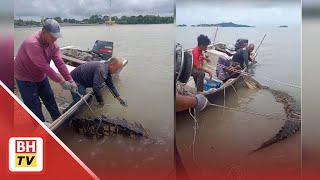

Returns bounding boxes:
[191,68,205,92]
[16,78,61,122]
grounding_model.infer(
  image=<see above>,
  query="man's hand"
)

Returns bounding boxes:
[202,67,213,79]
[250,53,256,61]
[207,71,213,79]
[70,81,78,93]
[117,97,128,107]
[61,80,78,92]
[205,55,211,63]
[202,55,211,63]
[61,81,72,90]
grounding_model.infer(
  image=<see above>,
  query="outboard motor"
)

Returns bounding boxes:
[235,39,248,51]
[175,43,193,83]
[91,40,113,60]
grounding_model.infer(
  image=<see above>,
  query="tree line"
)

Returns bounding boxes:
[14,15,174,26]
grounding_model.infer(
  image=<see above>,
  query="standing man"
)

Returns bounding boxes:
[192,34,213,92]
[232,43,255,70]
[70,58,127,108]
[14,19,77,122]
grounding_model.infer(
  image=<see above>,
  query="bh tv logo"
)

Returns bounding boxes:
[9,137,43,172]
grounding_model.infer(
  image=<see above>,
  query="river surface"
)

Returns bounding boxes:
[14,24,303,179]
[15,24,175,179]
[176,26,301,179]
[302,19,320,178]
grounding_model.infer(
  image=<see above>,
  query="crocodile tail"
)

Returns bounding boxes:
[252,120,301,152]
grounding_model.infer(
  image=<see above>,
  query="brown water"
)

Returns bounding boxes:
[15,24,175,179]
[302,19,320,177]
[176,27,301,178]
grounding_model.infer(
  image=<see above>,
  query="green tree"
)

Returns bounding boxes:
[54,17,62,23]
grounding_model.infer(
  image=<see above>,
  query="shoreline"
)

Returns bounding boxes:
[14,23,174,28]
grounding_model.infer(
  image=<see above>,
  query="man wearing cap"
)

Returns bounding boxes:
[14,19,77,122]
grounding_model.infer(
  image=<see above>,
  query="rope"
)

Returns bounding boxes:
[223,86,226,108]
[206,101,301,122]
[75,92,105,133]
[231,84,240,99]
[188,108,200,168]
[209,63,301,89]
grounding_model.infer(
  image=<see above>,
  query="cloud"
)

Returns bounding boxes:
[176,0,301,26]
[15,0,174,19]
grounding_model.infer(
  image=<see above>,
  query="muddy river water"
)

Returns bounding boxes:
[15,24,175,179]
[14,24,302,179]
[176,26,301,179]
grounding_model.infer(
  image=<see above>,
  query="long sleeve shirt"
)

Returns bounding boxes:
[232,48,249,69]
[14,31,72,83]
[70,61,120,103]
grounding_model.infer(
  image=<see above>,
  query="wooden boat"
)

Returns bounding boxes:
[177,43,254,99]
[48,45,128,132]
[50,45,128,73]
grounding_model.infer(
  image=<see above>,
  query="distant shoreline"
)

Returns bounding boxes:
[14,15,174,27]
[177,22,254,28]
[15,23,174,28]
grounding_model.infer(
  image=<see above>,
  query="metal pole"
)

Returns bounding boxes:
[49,91,93,131]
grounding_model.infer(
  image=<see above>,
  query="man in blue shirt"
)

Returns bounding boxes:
[70,58,127,108]
[232,43,255,70]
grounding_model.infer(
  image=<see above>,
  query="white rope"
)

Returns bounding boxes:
[75,92,104,130]
[188,108,200,168]
[231,84,240,99]
[76,92,96,115]
[206,102,300,122]
[223,86,226,108]
[209,63,301,89]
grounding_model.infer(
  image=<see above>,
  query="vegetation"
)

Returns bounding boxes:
[116,15,173,24]
[195,22,254,27]
[14,15,174,27]
[14,19,42,27]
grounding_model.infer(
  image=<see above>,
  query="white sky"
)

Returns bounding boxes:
[15,0,174,20]
[176,0,301,27]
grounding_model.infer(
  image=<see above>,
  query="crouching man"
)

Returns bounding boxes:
[70,58,127,108]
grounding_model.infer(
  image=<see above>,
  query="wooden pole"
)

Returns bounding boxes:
[254,34,267,55]
[213,26,219,44]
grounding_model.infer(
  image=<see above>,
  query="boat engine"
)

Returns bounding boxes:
[235,39,248,51]
[175,43,193,83]
[91,40,113,61]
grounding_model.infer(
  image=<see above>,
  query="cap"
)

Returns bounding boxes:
[43,19,62,38]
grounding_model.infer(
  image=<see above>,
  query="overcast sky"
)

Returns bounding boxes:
[303,0,320,7]
[177,0,301,27]
[15,0,174,20]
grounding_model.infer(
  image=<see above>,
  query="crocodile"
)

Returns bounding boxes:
[177,75,301,152]
[70,114,149,139]
[242,76,301,152]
